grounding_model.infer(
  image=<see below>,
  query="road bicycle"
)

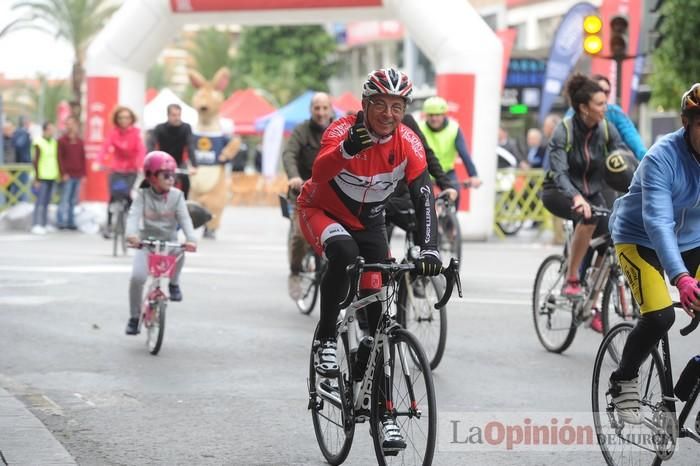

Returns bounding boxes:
[532,206,639,353]
[435,187,463,271]
[388,203,449,370]
[131,239,188,355]
[592,303,700,465]
[279,192,327,314]
[307,256,461,465]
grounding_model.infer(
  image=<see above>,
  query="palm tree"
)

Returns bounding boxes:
[8,0,119,118]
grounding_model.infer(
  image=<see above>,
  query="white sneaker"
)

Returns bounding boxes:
[288,274,303,301]
[609,376,642,424]
[44,225,57,233]
[30,225,46,235]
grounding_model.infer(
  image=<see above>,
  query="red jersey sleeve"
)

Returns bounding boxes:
[400,124,427,183]
[311,115,355,183]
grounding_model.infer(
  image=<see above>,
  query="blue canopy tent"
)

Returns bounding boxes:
[255,90,345,132]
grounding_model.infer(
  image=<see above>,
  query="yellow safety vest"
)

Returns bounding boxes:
[419,119,459,173]
[33,136,59,181]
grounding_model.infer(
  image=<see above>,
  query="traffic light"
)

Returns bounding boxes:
[583,14,603,55]
[609,14,629,59]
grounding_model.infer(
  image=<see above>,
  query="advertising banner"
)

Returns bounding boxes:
[83,77,118,201]
[538,2,596,124]
[436,73,475,212]
[170,0,381,12]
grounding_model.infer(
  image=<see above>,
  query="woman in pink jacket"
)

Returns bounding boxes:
[98,106,145,238]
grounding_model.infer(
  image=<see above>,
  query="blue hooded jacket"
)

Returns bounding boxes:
[610,128,700,280]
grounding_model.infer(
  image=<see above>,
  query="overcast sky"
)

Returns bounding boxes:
[0,2,74,79]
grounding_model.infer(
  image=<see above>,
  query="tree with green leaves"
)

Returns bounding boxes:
[232,25,337,105]
[648,0,700,110]
[8,0,118,118]
[147,63,173,91]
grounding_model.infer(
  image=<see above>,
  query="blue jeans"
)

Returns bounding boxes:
[32,180,55,227]
[58,177,81,227]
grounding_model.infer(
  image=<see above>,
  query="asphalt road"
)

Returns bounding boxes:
[1,206,699,465]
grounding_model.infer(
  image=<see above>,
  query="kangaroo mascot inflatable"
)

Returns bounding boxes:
[188,67,240,239]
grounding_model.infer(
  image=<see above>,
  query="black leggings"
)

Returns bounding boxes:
[318,226,389,340]
[611,307,675,381]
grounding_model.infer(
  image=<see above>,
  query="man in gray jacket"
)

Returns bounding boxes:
[282,92,333,300]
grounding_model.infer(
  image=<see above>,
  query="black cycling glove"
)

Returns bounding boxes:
[342,111,373,156]
[415,250,442,276]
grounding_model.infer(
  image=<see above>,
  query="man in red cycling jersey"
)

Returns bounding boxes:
[297,67,442,452]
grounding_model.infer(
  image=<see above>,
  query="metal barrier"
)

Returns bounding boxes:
[0,164,36,210]
[493,168,550,238]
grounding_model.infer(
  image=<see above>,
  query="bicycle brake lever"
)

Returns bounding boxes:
[434,258,461,309]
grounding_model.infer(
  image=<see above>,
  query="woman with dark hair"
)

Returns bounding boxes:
[541,73,626,303]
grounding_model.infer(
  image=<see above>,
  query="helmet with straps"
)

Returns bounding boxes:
[362,67,414,103]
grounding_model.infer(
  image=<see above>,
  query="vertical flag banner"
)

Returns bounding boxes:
[539,2,596,124]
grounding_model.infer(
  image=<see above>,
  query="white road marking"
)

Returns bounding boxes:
[74,393,96,407]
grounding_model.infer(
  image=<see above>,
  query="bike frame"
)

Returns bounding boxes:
[653,332,700,443]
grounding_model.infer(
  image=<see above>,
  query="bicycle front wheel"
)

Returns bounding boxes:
[397,274,447,370]
[532,254,577,353]
[370,328,436,466]
[145,300,166,355]
[309,325,354,465]
[601,275,640,335]
[592,323,670,466]
[296,252,321,315]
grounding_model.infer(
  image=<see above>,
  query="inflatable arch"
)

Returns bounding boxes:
[85,0,502,239]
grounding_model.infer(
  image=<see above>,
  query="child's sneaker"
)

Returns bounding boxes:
[168,284,182,301]
[125,317,140,335]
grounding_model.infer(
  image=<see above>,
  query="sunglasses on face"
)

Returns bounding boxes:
[157,171,175,180]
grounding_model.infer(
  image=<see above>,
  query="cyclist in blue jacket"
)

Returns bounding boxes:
[608,83,700,424]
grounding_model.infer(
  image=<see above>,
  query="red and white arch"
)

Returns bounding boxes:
[85,0,501,239]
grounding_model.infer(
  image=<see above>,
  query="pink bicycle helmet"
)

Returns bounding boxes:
[143,151,176,180]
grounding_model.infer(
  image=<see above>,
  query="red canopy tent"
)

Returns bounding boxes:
[220,88,276,135]
[332,91,362,114]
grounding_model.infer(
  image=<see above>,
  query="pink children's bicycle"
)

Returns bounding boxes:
[136,239,187,355]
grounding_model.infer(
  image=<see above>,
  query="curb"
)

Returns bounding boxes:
[0,387,76,465]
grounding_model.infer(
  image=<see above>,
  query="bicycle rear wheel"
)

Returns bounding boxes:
[113,207,126,257]
[397,275,447,370]
[532,254,577,353]
[591,323,670,466]
[370,328,436,466]
[601,275,640,335]
[437,210,462,270]
[309,325,354,465]
[144,300,166,355]
[297,252,321,315]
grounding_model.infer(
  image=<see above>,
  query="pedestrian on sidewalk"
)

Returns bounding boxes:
[57,115,86,230]
[31,122,60,234]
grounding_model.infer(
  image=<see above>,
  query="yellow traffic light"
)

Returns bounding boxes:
[583,14,603,55]
[583,15,603,34]
[584,35,603,54]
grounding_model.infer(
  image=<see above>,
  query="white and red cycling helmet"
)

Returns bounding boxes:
[143,151,176,182]
[362,67,414,103]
